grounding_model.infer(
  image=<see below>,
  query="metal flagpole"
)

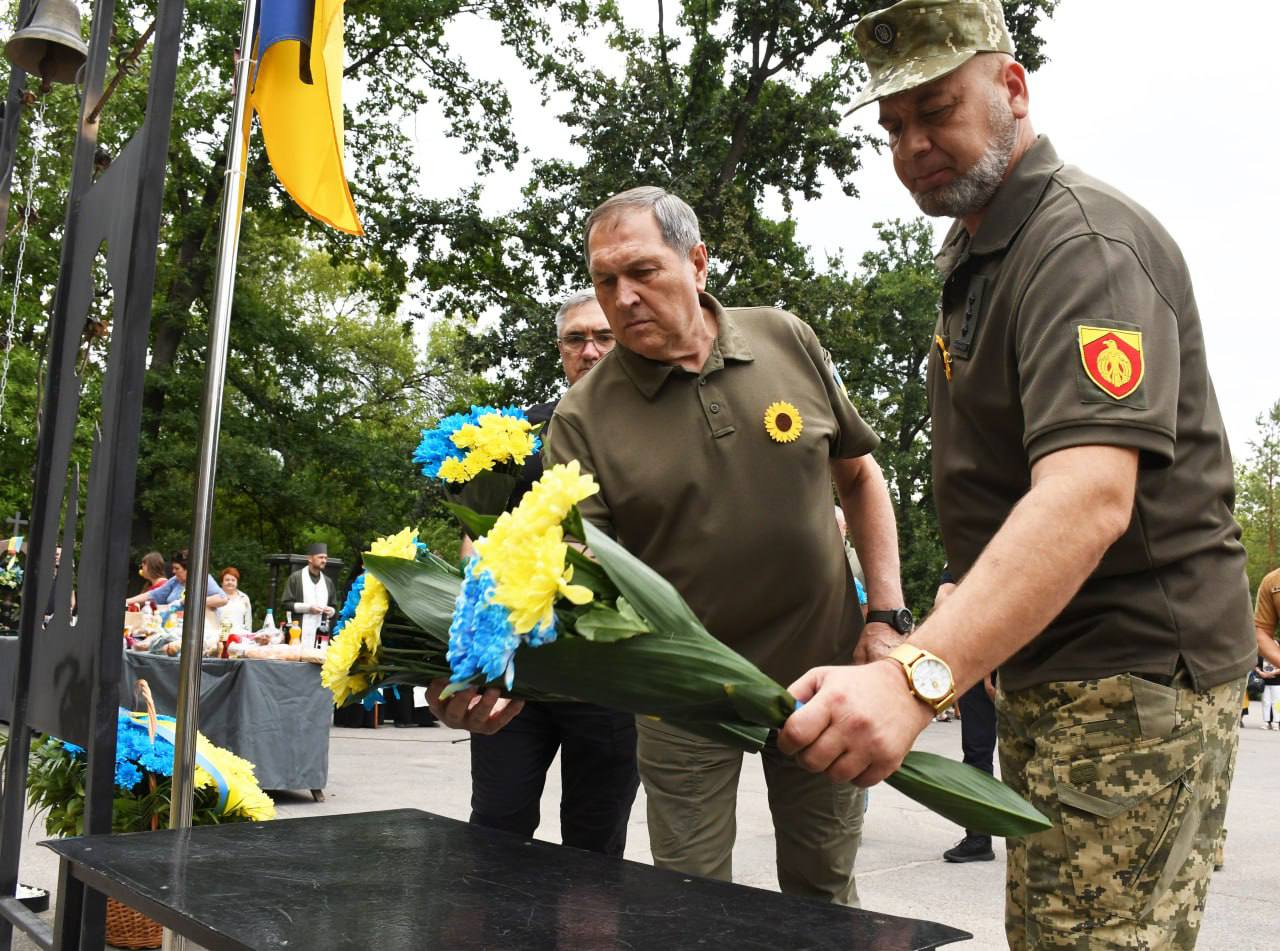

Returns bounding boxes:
[164,0,259,947]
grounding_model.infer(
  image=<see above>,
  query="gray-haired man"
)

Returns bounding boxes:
[543,186,907,905]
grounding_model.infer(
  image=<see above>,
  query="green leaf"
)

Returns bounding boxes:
[563,505,587,545]
[664,718,769,753]
[444,471,518,517]
[564,546,617,598]
[363,554,461,644]
[884,751,1051,838]
[573,603,650,642]
[442,502,497,541]
[582,521,704,635]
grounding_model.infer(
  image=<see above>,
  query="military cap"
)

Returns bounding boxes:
[847,0,1014,113]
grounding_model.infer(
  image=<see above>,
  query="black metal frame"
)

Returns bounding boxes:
[0,0,187,946]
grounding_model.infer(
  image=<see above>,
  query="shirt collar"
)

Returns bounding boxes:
[933,135,1064,276]
[614,292,754,400]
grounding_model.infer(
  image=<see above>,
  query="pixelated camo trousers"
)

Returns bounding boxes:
[998,672,1241,950]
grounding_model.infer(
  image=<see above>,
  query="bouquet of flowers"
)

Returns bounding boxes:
[10,699,274,837]
[413,405,542,516]
[0,551,21,591]
[324,460,1049,837]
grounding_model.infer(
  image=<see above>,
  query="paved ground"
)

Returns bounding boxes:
[6,700,1277,949]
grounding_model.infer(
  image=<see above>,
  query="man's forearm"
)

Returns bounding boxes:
[1257,625,1280,666]
[834,455,904,610]
[912,446,1136,693]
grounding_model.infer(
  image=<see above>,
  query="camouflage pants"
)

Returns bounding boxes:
[997,672,1242,949]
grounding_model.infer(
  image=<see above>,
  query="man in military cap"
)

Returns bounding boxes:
[779,0,1254,946]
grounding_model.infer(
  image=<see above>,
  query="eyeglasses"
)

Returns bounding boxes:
[558,331,617,353]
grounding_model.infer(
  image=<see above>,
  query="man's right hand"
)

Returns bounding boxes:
[426,678,525,734]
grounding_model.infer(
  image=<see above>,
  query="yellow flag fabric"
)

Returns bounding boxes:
[251,0,363,235]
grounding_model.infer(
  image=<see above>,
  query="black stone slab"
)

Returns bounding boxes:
[45,808,970,950]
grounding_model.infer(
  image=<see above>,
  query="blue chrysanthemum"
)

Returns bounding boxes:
[412,407,481,479]
[115,760,143,789]
[332,572,366,638]
[413,406,537,481]
[447,558,521,689]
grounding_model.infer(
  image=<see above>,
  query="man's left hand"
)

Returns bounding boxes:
[853,621,905,665]
[778,660,933,785]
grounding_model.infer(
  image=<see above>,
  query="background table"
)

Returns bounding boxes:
[118,652,331,792]
[46,808,971,950]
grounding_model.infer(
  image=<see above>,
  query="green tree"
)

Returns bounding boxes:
[1238,400,1280,592]
[833,219,945,613]
[416,0,1056,403]
[0,0,1055,615]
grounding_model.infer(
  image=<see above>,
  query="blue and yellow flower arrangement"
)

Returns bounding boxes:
[414,406,541,516]
[322,454,1050,839]
[11,706,274,838]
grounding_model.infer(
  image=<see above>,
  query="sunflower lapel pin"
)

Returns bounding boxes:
[763,401,803,443]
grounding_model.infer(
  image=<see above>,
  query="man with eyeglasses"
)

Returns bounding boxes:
[459,290,640,858]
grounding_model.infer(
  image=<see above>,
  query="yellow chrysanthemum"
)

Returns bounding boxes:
[322,528,419,705]
[512,461,600,535]
[321,622,368,706]
[480,526,593,633]
[473,463,599,634]
[763,401,803,443]
[437,457,471,484]
[448,415,539,482]
[192,733,276,822]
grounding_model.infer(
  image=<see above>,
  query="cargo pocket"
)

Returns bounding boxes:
[1053,725,1202,921]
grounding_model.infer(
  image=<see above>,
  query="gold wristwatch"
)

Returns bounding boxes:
[888,643,956,714]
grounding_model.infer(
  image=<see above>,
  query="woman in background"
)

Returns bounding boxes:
[138,551,168,594]
[218,566,253,631]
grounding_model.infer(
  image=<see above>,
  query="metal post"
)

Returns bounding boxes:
[164,0,258,947]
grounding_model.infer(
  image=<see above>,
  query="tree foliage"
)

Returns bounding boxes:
[1238,400,1280,592]
[0,0,1056,615]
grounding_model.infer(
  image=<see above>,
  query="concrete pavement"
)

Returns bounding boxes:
[7,700,1277,948]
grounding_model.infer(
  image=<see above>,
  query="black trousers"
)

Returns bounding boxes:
[469,701,639,856]
[958,680,997,836]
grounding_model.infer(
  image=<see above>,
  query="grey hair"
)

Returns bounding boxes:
[554,289,601,337]
[583,186,702,268]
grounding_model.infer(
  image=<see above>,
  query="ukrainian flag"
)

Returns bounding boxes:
[250,0,363,235]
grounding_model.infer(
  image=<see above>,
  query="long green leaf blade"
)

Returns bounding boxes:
[885,751,1051,837]
[363,554,460,644]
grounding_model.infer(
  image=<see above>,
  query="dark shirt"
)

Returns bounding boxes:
[929,136,1253,692]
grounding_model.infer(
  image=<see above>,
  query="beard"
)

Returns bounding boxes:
[911,94,1018,219]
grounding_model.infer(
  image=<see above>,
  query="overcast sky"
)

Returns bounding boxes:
[407,0,1277,456]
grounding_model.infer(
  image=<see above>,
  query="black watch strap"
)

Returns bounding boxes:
[867,608,914,634]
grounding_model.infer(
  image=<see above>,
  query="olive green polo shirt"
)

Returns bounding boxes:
[929,135,1254,692]
[544,293,879,686]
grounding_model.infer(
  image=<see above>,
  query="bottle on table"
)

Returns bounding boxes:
[262,608,277,636]
[287,611,302,646]
[315,614,330,650]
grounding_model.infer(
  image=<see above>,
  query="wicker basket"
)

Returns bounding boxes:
[105,896,163,949]
[103,680,164,949]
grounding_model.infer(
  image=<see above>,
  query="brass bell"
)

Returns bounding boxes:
[4,0,88,87]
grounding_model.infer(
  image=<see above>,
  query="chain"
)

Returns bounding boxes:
[0,95,47,431]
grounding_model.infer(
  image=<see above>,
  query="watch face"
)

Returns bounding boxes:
[911,658,952,701]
